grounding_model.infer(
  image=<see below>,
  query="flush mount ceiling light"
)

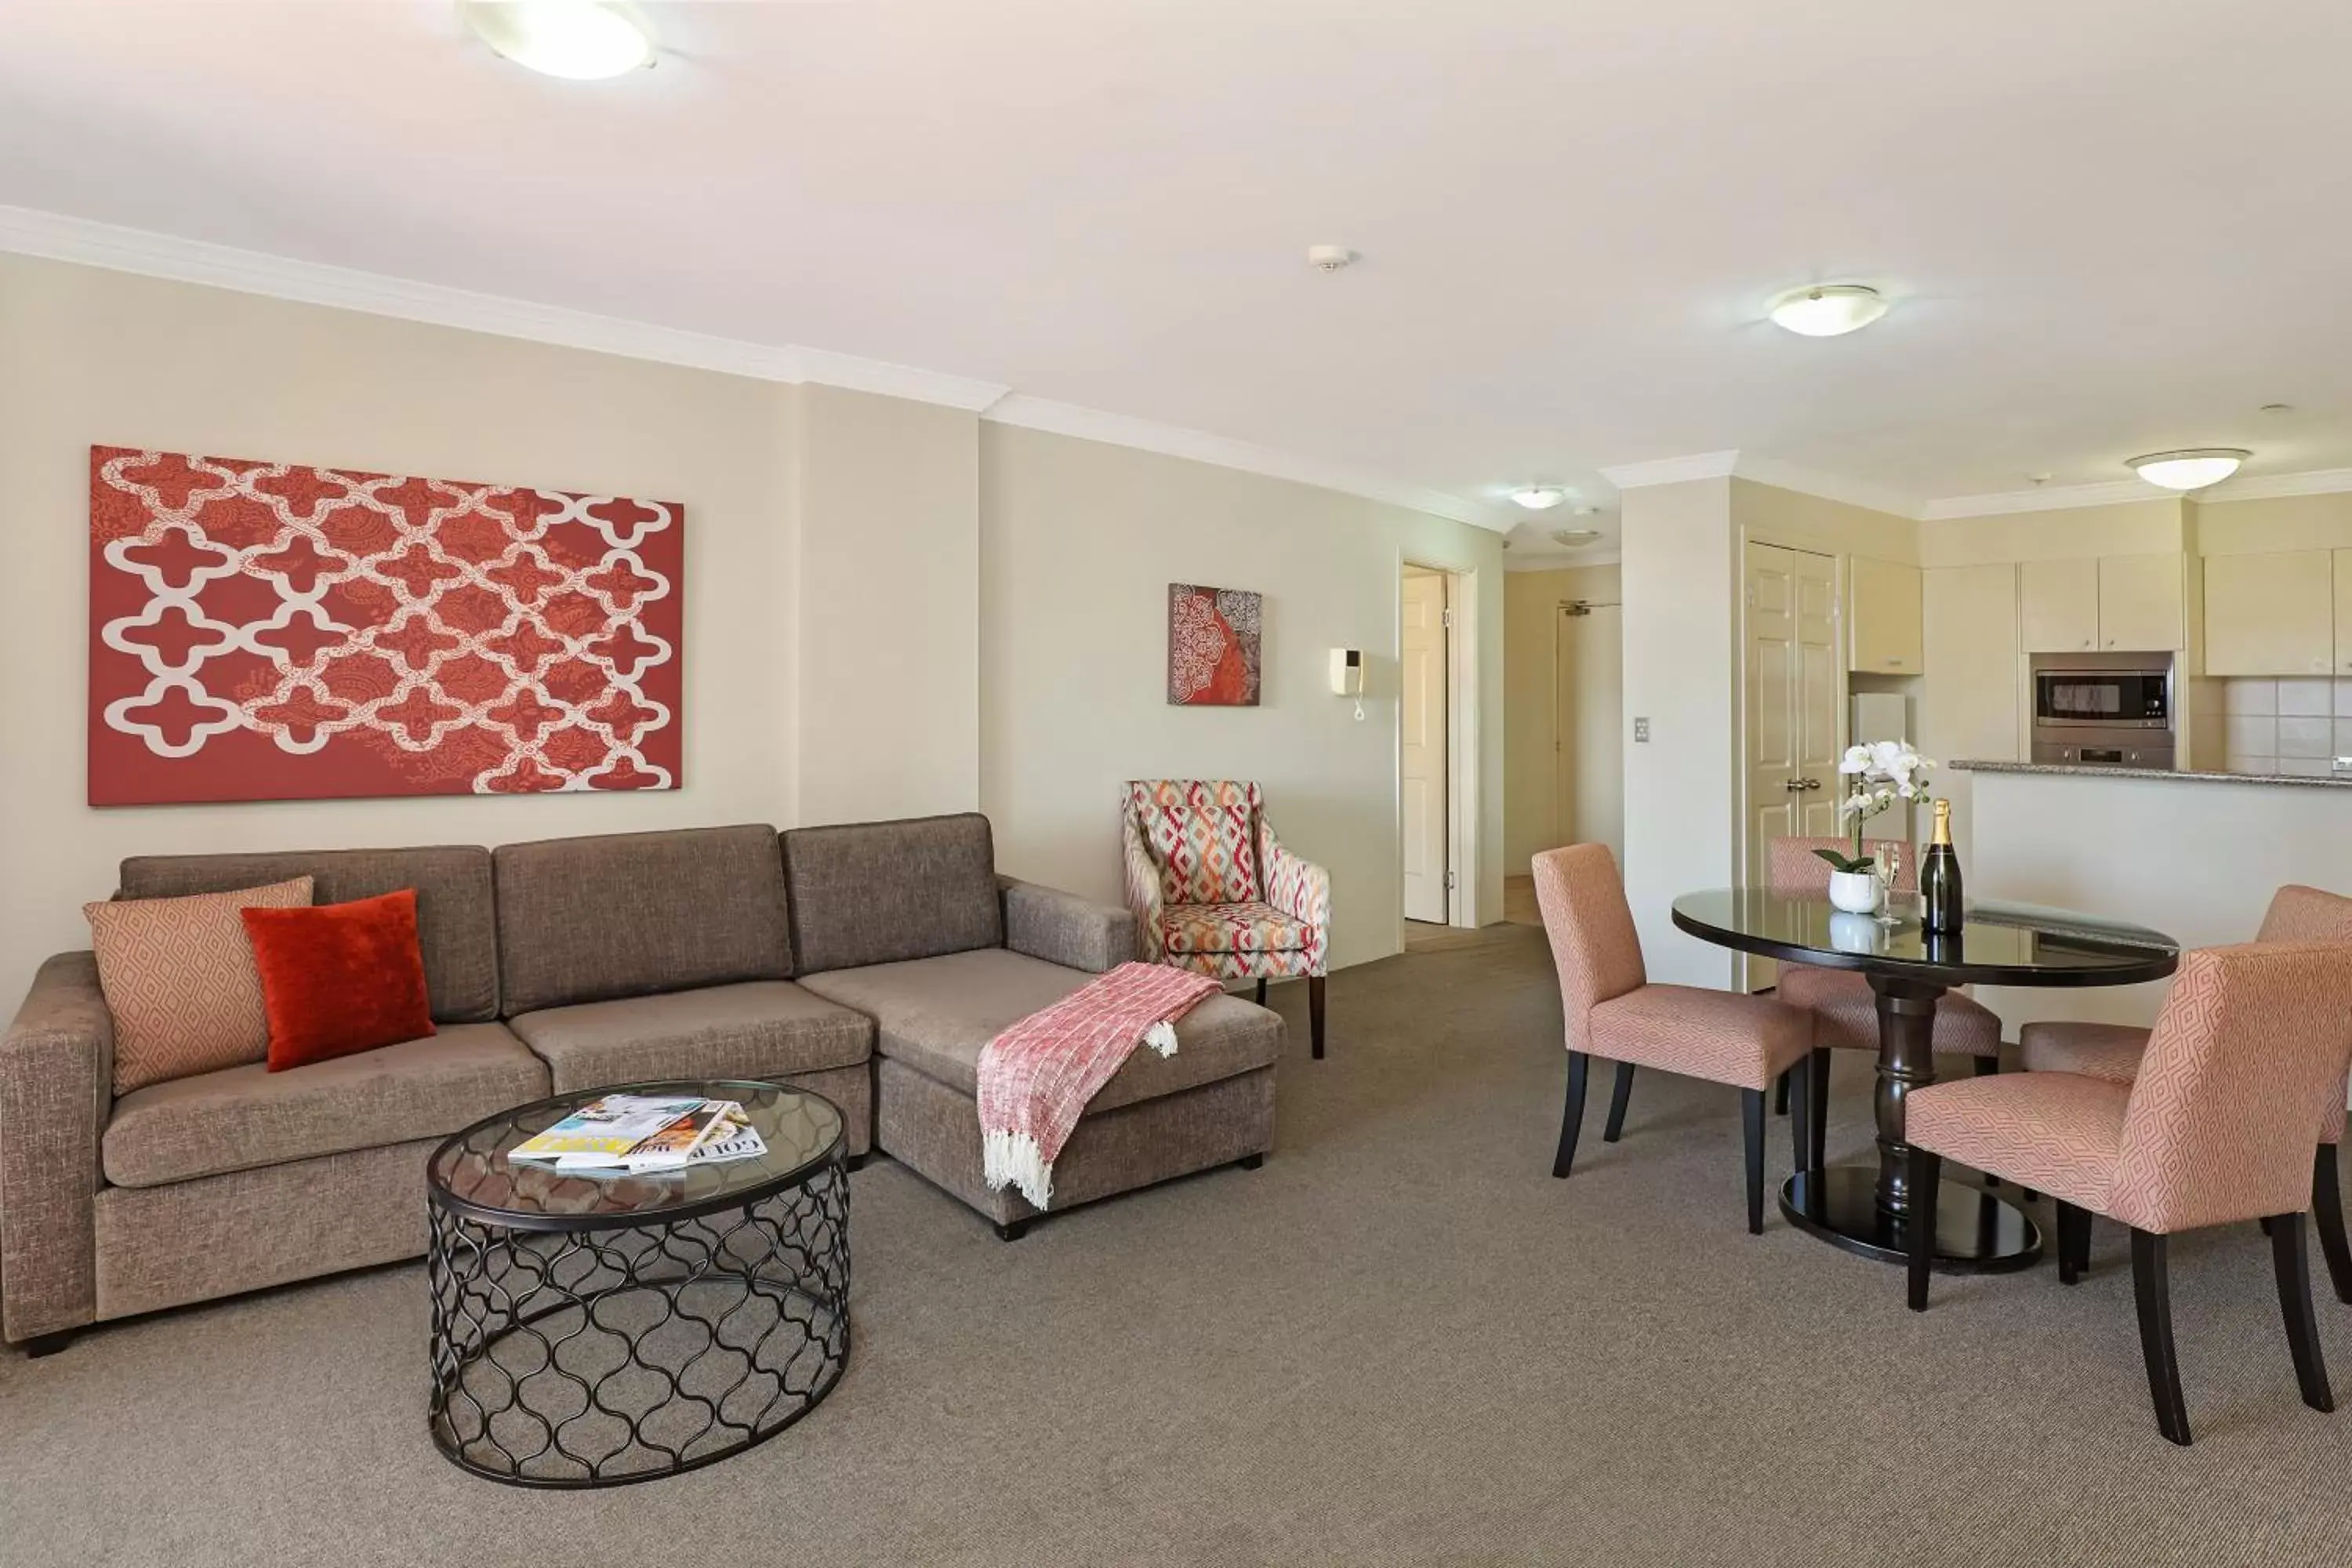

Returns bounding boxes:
[2126,448,2249,491]
[1547,528,1604,548]
[1768,284,1889,338]
[1510,486,1569,510]
[459,1,656,80]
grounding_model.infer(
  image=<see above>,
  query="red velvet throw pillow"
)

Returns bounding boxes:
[241,890,437,1071]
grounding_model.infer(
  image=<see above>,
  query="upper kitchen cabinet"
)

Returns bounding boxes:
[2336,550,2352,675]
[1846,555,1922,673]
[2095,553,2185,652]
[2205,550,2333,676]
[2020,557,2100,652]
[2020,554,2185,653]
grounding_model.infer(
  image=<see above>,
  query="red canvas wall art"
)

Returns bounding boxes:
[1166,583,1261,706]
[89,446,684,806]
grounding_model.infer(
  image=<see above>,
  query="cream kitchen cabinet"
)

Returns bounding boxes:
[2020,554,2184,654]
[2020,558,2100,653]
[2336,550,2352,675]
[2096,553,2185,652]
[1846,555,1922,673]
[2204,550,2333,677]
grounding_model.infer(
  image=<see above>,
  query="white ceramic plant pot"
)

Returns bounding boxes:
[1828,869,1884,915]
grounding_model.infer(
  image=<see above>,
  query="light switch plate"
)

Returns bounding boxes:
[1633,717,1651,742]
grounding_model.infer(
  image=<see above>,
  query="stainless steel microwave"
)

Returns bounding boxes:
[2031,654,2173,731]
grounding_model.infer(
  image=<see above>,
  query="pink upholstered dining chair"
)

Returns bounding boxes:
[1532,844,1814,1232]
[2020,884,2352,1304]
[1903,941,2352,1445]
[1766,836,2003,1169]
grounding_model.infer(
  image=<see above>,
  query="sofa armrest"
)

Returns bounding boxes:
[1000,878,1137,975]
[0,953,113,1344]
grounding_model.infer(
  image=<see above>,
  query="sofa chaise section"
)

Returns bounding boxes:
[1,844,540,1350]
[784,812,1281,1236]
[493,824,875,1153]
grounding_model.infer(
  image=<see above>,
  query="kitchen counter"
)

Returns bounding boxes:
[1952,759,2352,789]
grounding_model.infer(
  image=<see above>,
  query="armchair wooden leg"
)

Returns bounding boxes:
[1308,975,1326,1059]
[1553,1051,1591,1178]
[1808,1047,1830,1173]
[2313,1145,2352,1306]
[1255,978,1268,1005]
[2055,1202,2092,1283]
[1773,1069,1790,1117]
[1602,1062,1635,1143]
[1908,1146,1940,1311]
[2270,1212,2336,1414]
[2131,1229,2193,1445]
[1741,1087,1766,1235]
[1790,1053,1813,1177]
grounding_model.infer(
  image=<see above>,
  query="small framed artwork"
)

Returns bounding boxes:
[1167,583,1261,706]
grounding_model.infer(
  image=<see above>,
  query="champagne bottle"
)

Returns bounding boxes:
[1919,797,1965,936]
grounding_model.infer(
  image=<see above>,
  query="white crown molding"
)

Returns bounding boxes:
[1730,456,1922,521]
[1919,478,2162,520]
[0,202,1522,526]
[1504,551,1621,573]
[1599,450,1740,488]
[982,394,1511,531]
[2202,466,2352,503]
[0,203,1019,410]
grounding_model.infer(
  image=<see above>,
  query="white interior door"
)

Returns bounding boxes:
[1401,568,1450,924]
[1744,543,1802,887]
[1793,553,1842,840]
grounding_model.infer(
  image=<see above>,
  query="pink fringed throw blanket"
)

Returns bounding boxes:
[978,961,1223,1210]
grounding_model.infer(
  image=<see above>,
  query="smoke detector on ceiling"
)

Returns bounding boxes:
[1307,245,1356,273]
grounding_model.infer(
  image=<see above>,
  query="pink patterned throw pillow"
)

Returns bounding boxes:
[85,877,315,1094]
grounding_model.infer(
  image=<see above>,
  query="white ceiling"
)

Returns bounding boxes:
[7,0,2352,558]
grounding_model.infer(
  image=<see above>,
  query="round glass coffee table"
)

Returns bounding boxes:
[426,1079,850,1487]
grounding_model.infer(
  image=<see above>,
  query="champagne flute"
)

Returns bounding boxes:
[1875,839,1904,926]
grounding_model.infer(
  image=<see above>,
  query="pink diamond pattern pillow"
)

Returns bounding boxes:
[85,877,315,1094]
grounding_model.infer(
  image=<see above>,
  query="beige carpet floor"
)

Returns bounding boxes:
[6,927,2351,1567]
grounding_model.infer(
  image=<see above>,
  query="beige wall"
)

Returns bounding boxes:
[791,385,981,825]
[2197,492,2352,555]
[978,423,1506,971]
[1918,499,2183,567]
[1734,479,1920,564]
[1504,564,1621,870]
[1620,477,1738,986]
[0,255,801,1004]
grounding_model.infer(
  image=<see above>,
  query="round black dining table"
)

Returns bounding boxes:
[1671,889,2180,1272]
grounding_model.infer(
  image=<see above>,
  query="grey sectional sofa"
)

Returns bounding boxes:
[0,814,1283,1352]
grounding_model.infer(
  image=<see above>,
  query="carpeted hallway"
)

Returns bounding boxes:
[5,927,2349,1567]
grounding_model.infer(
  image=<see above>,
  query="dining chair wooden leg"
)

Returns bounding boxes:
[1255,978,1268,1006]
[1602,1062,1635,1143]
[1774,1069,1790,1117]
[2312,1145,2352,1306]
[1790,1052,1813,1177]
[1741,1087,1766,1235]
[1308,975,1327,1059]
[2131,1229,2193,1446]
[2270,1212,2336,1414]
[1553,1051,1591,1178]
[1808,1047,1830,1171]
[1907,1146,1940,1311]
[2056,1203,2091,1285]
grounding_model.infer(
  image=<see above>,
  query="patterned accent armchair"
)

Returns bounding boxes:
[1122,780,1330,1058]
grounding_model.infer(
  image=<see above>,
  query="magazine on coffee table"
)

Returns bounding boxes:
[510,1094,769,1175]
[508,1094,710,1163]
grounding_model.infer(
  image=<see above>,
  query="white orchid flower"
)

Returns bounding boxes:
[1839,744,1873,775]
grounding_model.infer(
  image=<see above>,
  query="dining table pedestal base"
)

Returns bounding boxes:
[1780,1167,2042,1272]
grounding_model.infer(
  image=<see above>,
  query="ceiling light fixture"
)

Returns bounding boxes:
[1510,486,1568,510]
[1768,284,1889,338]
[2126,448,2249,492]
[459,1,656,80]
[1548,528,1603,548]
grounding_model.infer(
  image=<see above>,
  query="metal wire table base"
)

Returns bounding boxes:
[427,1160,850,1487]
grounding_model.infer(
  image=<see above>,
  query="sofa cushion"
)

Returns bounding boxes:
[118,846,499,1024]
[782,814,1004,975]
[798,948,1279,1116]
[85,877,314,1094]
[509,982,874,1095]
[102,1022,547,1189]
[494,826,793,1014]
[1161,901,1313,957]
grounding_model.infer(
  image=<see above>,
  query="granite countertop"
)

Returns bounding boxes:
[1952,759,2352,789]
